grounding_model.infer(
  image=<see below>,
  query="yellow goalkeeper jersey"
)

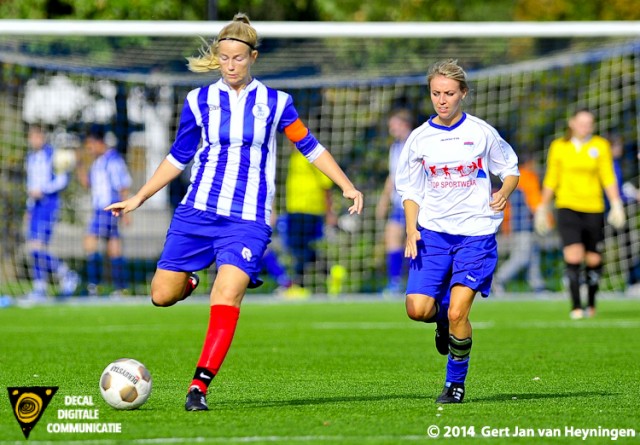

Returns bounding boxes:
[285,149,334,215]
[542,135,616,213]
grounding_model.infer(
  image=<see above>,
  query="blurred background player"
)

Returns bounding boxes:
[79,124,132,297]
[608,133,640,293]
[535,109,625,319]
[493,152,546,294]
[284,148,337,295]
[375,108,414,297]
[23,124,79,301]
[261,211,295,296]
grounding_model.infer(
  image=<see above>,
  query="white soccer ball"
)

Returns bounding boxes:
[52,148,77,173]
[99,358,152,410]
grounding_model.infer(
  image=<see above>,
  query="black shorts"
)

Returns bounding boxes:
[556,208,604,253]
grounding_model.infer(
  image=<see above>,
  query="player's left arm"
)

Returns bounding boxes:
[311,150,363,215]
[599,140,626,228]
[487,133,520,212]
[598,139,622,203]
[490,175,519,212]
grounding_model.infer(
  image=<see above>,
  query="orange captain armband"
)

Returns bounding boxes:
[283,118,309,143]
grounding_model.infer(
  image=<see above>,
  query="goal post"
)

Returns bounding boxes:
[1,19,640,37]
[1,21,639,297]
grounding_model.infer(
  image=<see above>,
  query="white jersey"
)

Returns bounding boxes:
[395,113,519,236]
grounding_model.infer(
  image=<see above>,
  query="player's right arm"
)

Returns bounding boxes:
[105,159,182,216]
[394,133,423,259]
[402,199,421,260]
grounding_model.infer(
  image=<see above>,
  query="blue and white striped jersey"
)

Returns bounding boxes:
[167,78,325,226]
[26,143,69,204]
[89,148,132,210]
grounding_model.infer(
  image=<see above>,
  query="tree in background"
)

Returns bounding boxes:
[1,0,639,21]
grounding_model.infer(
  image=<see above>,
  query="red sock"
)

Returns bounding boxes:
[189,304,240,393]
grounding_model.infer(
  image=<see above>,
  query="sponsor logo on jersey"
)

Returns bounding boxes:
[423,158,484,178]
[252,103,270,120]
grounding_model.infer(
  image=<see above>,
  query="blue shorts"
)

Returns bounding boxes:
[87,209,121,239]
[28,198,59,244]
[157,206,272,289]
[406,228,498,299]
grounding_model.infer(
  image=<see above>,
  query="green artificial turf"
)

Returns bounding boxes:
[0,297,638,444]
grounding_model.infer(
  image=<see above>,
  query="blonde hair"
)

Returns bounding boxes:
[187,13,259,73]
[427,59,469,93]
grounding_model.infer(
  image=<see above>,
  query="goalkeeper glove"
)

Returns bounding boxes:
[607,201,625,230]
[534,205,552,236]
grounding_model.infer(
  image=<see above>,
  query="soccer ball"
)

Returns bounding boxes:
[52,148,77,174]
[99,358,152,410]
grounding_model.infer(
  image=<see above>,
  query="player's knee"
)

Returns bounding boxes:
[447,307,467,326]
[212,286,243,306]
[406,307,424,321]
[150,289,177,307]
[405,296,436,322]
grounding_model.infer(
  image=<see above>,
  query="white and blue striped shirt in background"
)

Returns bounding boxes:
[167,79,325,226]
[89,148,132,210]
[26,143,69,206]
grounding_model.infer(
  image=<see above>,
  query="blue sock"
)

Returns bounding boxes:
[387,250,404,286]
[445,356,470,385]
[87,252,102,286]
[31,250,60,281]
[262,250,291,287]
[110,256,128,290]
[445,335,472,385]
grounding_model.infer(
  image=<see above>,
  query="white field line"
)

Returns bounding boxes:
[311,321,496,330]
[0,435,431,445]
[311,319,640,330]
[3,319,640,335]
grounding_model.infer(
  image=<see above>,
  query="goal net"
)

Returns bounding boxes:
[0,21,638,298]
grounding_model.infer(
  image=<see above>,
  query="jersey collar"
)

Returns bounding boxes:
[428,112,467,131]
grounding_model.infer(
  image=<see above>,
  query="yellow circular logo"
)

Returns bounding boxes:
[15,392,43,424]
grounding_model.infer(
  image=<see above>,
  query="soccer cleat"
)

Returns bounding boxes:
[87,284,99,297]
[181,273,200,301]
[435,321,450,355]
[185,387,208,411]
[436,383,465,404]
[569,308,584,320]
[59,270,80,297]
[23,289,48,304]
[584,306,596,318]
